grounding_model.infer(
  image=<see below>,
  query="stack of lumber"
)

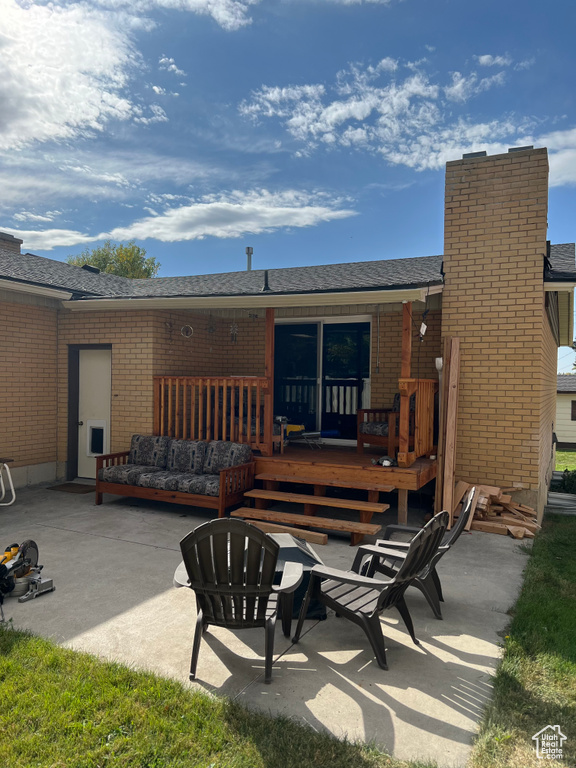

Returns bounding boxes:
[452,481,540,539]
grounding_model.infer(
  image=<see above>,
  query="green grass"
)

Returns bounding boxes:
[555,450,576,472]
[0,624,431,768]
[470,515,576,768]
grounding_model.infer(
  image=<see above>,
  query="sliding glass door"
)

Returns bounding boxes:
[274,323,319,431]
[274,319,370,439]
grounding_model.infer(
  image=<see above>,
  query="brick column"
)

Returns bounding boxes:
[441,148,551,513]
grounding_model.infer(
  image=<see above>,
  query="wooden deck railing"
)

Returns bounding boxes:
[154,376,275,455]
[397,378,438,467]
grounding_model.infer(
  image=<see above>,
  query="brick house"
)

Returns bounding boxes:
[1,146,574,517]
[556,374,576,449]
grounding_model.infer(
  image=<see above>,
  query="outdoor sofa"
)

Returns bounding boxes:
[95,434,254,517]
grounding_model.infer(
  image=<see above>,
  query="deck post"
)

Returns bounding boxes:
[153,377,161,435]
[263,307,275,456]
[398,302,412,462]
[401,301,412,379]
[397,489,408,525]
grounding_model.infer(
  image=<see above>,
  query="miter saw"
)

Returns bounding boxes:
[0,540,55,622]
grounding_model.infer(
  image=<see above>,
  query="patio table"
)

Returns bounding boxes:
[173,531,326,620]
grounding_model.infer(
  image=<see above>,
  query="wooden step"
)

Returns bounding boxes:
[244,489,389,514]
[232,507,381,546]
[256,473,395,494]
[239,520,328,545]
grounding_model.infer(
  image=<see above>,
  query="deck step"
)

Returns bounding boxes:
[237,520,328,545]
[256,473,395,494]
[232,508,381,539]
[244,488,389,514]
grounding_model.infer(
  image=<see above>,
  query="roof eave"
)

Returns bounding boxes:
[63,283,443,311]
[0,277,73,301]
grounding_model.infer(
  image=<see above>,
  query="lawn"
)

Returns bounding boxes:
[470,514,576,768]
[555,450,576,472]
[0,625,428,768]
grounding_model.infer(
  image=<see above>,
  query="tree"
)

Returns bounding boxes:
[67,240,160,278]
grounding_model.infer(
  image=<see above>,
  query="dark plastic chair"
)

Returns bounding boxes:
[291,511,449,670]
[352,488,476,619]
[179,519,303,683]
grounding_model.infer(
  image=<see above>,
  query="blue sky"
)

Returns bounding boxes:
[1,0,575,366]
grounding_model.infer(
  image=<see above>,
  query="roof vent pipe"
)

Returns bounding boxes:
[246,246,253,271]
[262,269,270,292]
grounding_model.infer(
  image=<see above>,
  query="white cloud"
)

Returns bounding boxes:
[0,0,138,151]
[13,210,62,223]
[240,59,564,175]
[444,71,505,102]
[241,63,442,150]
[13,228,98,251]
[158,56,187,77]
[475,54,513,67]
[9,189,356,249]
[107,189,356,241]
[537,128,576,186]
[134,104,169,125]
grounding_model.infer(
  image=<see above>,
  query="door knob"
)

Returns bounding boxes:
[77,421,84,426]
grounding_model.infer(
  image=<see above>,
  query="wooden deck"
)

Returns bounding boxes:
[254,445,437,524]
[255,445,436,489]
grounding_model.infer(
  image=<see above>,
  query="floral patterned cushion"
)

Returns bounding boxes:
[128,435,170,468]
[203,441,252,474]
[177,474,220,496]
[167,440,207,474]
[392,393,416,412]
[98,464,163,484]
[359,421,390,436]
[136,471,192,492]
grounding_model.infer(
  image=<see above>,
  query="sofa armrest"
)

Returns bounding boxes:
[96,450,130,473]
[219,460,255,496]
[357,408,396,424]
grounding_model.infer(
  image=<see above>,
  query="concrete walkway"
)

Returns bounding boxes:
[0,485,528,767]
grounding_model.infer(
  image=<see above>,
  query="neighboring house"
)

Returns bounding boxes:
[556,374,576,449]
[1,146,575,518]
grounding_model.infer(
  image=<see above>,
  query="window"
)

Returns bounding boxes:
[571,401,576,421]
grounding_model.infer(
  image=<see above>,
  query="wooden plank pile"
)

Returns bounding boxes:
[452,481,540,539]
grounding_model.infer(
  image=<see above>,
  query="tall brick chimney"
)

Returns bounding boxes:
[441,147,552,516]
[0,232,23,254]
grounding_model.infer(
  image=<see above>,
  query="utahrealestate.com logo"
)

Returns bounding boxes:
[532,725,567,760]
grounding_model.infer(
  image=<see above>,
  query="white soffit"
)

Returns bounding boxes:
[558,289,574,347]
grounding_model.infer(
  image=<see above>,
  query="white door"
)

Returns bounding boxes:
[77,349,111,478]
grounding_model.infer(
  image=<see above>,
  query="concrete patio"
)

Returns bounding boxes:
[0,484,528,767]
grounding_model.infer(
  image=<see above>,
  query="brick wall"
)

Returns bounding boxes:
[369,307,442,408]
[151,311,227,376]
[57,310,157,457]
[0,295,58,471]
[441,148,550,513]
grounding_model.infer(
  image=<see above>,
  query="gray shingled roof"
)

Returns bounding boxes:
[120,254,444,298]
[547,243,576,281]
[0,246,133,297]
[558,374,576,393]
[0,242,574,301]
